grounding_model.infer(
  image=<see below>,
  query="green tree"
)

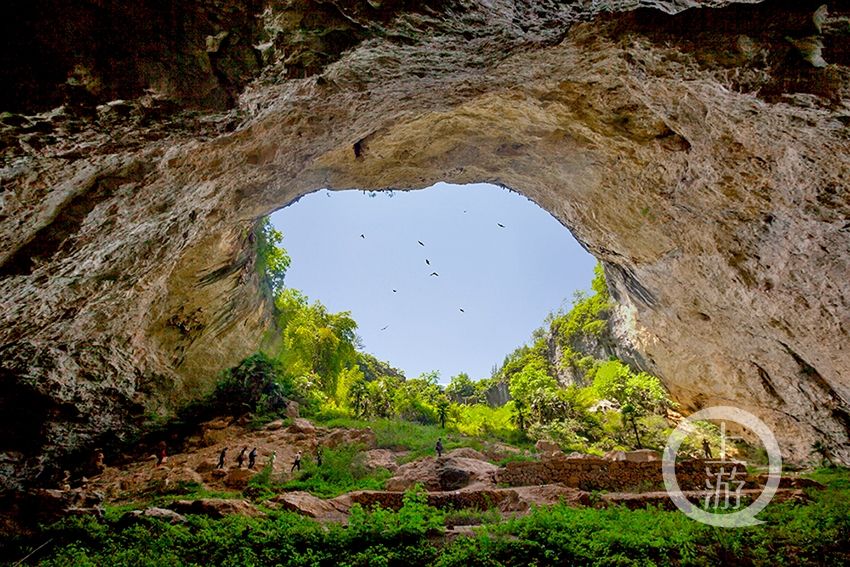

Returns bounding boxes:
[367,378,395,418]
[275,288,359,396]
[510,399,527,431]
[436,397,450,429]
[508,359,558,406]
[593,360,669,449]
[445,372,478,404]
[255,217,291,294]
[214,352,287,415]
[348,377,369,417]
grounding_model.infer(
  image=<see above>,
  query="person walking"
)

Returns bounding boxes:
[248,447,258,469]
[237,446,248,468]
[156,441,168,467]
[702,438,712,460]
[217,447,227,469]
[435,438,444,458]
[291,450,302,473]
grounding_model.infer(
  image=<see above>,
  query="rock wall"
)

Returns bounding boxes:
[2,0,850,489]
[497,457,731,492]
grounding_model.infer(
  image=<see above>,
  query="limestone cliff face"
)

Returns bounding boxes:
[2,0,850,489]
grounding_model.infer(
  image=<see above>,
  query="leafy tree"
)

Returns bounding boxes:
[213,352,288,416]
[336,365,365,409]
[593,360,669,449]
[510,399,527,431]
[436,397,450,429]
[367,378,396,418]
[445,373,478,404]
[508,358,558,406]
[275,288,359,396]
[255,217,291,294]
[348,377,369,417]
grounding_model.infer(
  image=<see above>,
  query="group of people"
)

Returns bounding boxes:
[215,445,323,473]
[154,441,323,473]
[217,446,259,469]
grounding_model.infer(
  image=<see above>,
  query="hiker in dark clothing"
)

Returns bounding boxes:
[248,447,258,469]
[291,451,302,472]
[702,439,712,460]
[435,438,444,458]
[217,447,227,469]
[237,446,248,468]
[315,446,323,467]
[156,441,168,466]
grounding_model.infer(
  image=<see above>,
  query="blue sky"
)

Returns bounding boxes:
[270,182,596,383]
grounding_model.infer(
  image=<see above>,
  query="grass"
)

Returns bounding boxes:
[8,468,850,566]
[276,444,393,498]
[103,482,243,515]
[312,415,533,464]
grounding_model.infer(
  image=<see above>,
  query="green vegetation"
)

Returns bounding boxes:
[311,415,532,462]
[277,444,393,498]
[255,218,291,295]
[20,468,850,566]
[206,251,721,458]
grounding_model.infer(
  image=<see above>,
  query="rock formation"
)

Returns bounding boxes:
[2,0,850,491]
[385,448,499,491]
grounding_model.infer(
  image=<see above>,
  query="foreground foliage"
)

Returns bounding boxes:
[18,468,850,566]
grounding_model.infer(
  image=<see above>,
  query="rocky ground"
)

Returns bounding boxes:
[24,417,817,531]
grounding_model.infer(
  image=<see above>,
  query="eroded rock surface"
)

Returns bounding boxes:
[386,448,499,491]
[2,0,850,491]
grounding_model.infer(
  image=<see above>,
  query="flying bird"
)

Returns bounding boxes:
[418,240,425,246]
[459,308,465,313]
[497,223,505,228]
[392,289,397,293]
[360,234,365,239]
[425,259,430,266]
[380,325,389,331]
[430,272,439,277]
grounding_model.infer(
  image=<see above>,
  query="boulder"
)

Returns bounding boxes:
[127,507,186,524]
[285,401,300,418]
[201,420,232,445]
[444,448,489,461]
[386,449,498,491]
[223,468,254,489]
[287,418,317,434]
[535,440,561,456]
[169,498,264,518]
[265,419,285,431]
[27,488,104,524]
[481,442,521,462]
[624,449,661,463]
[271,491,348,522]
[358,449,399,472]
[323,427,377,449]
[604,450,627,461]
[565,452,595,459]
[440,457,498,490]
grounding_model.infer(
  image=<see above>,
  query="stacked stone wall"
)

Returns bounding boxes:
[496,458,730,491]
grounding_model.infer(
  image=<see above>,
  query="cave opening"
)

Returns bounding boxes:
[268,181,597,383]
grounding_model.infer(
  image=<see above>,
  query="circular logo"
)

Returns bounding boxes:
[662,406,782,527]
